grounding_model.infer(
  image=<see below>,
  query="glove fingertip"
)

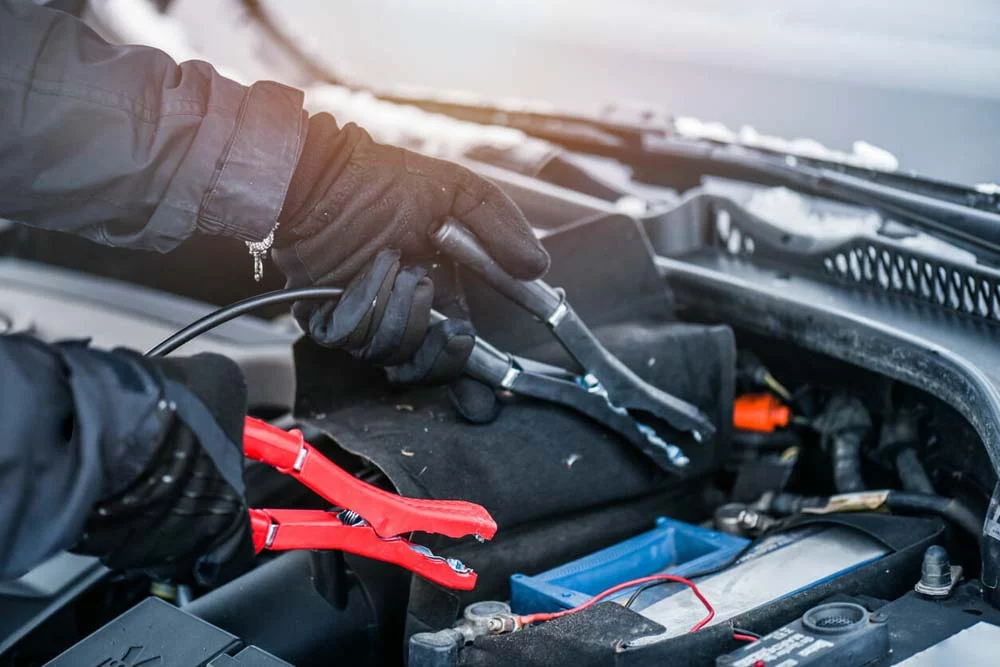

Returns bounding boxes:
[448,377,502,424]
[502,244,551,281]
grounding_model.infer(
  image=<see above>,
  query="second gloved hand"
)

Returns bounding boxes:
[271,113,550,384]
[72,352,253,586]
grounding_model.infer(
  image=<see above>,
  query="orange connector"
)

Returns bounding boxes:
[734,393,791,433]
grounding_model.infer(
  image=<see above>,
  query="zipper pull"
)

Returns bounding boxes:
[245,224,278,282]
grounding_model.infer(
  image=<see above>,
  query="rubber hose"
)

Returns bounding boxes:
[832,432,865,493]
[813,395,870,494]
[762,491,982,543]
[895,448,936,495]
[886,491,983,543]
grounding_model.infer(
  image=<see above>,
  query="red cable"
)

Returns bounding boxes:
[732,633,759,643]
[516,574,715,633]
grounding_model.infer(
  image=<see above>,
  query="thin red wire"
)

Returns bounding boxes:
[516,573,715,633]
[732,633,759,643]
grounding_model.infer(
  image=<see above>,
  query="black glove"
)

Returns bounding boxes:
[272,112,550,383]
[72,353,254,586]
[393,260,502,422]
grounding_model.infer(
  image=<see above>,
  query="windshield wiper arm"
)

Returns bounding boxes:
[685,143,1000,260]
[375,95,1000,261]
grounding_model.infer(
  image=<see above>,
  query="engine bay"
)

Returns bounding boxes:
[2,4,1000,661]
[2,132,999,666]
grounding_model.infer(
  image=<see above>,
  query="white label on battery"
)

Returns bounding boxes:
[733,633,831,667]
[798,638,834,656]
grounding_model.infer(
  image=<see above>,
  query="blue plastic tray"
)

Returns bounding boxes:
[510,516,749,614]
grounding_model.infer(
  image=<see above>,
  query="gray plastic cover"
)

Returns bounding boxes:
[0,259,299,412]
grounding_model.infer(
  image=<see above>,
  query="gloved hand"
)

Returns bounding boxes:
[272,113,550,386]
[72,353,253,586]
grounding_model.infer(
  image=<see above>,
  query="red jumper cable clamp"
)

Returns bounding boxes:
[242,417,498,590]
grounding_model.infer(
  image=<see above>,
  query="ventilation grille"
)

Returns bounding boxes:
[821,244,1000,321]
[713,208,1000,324]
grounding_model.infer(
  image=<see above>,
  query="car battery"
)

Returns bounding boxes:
[44,597,291,666]
[510,516,749,614]
[635,524,889,637]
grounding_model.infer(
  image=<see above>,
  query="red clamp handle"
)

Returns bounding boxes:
[243,418,497,541]
[249,508,479,590]
[243,418,497,590]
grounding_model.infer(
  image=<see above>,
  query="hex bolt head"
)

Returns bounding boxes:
[915,545,961,597]
[922,546,952,587]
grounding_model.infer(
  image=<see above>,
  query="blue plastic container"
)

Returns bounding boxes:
[510,516,749,614]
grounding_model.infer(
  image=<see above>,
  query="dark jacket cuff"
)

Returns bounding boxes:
[194,80,308,243]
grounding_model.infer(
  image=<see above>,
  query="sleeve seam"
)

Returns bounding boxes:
[197,86,254,229]
[0,72,239,124]
[11,187,197,214]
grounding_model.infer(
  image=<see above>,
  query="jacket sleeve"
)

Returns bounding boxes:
[0,335,174,580]
[0,0,307,251]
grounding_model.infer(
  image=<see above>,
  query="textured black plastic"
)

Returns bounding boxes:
[208,647,294,666]
[186,550,410,667]
[43,597,291,667]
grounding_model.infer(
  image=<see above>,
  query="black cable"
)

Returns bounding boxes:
[623,577,687,611]
[764,491,983,544]
[731,627,761,639]
[831,432,865,494]
[895,448,936,495]
[146,287,344,357]
[886,491,983,543]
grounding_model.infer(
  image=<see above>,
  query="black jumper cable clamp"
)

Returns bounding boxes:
[429,218,716,472]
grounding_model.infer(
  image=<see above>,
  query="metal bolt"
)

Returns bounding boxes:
[485,615,519,635]
[915,545,960,598]
[870,611,888,624]
[922,546,952,587]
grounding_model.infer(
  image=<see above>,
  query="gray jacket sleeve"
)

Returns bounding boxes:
[0,336,171,580]
[0,0,307,250]
[0,0,307,579]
